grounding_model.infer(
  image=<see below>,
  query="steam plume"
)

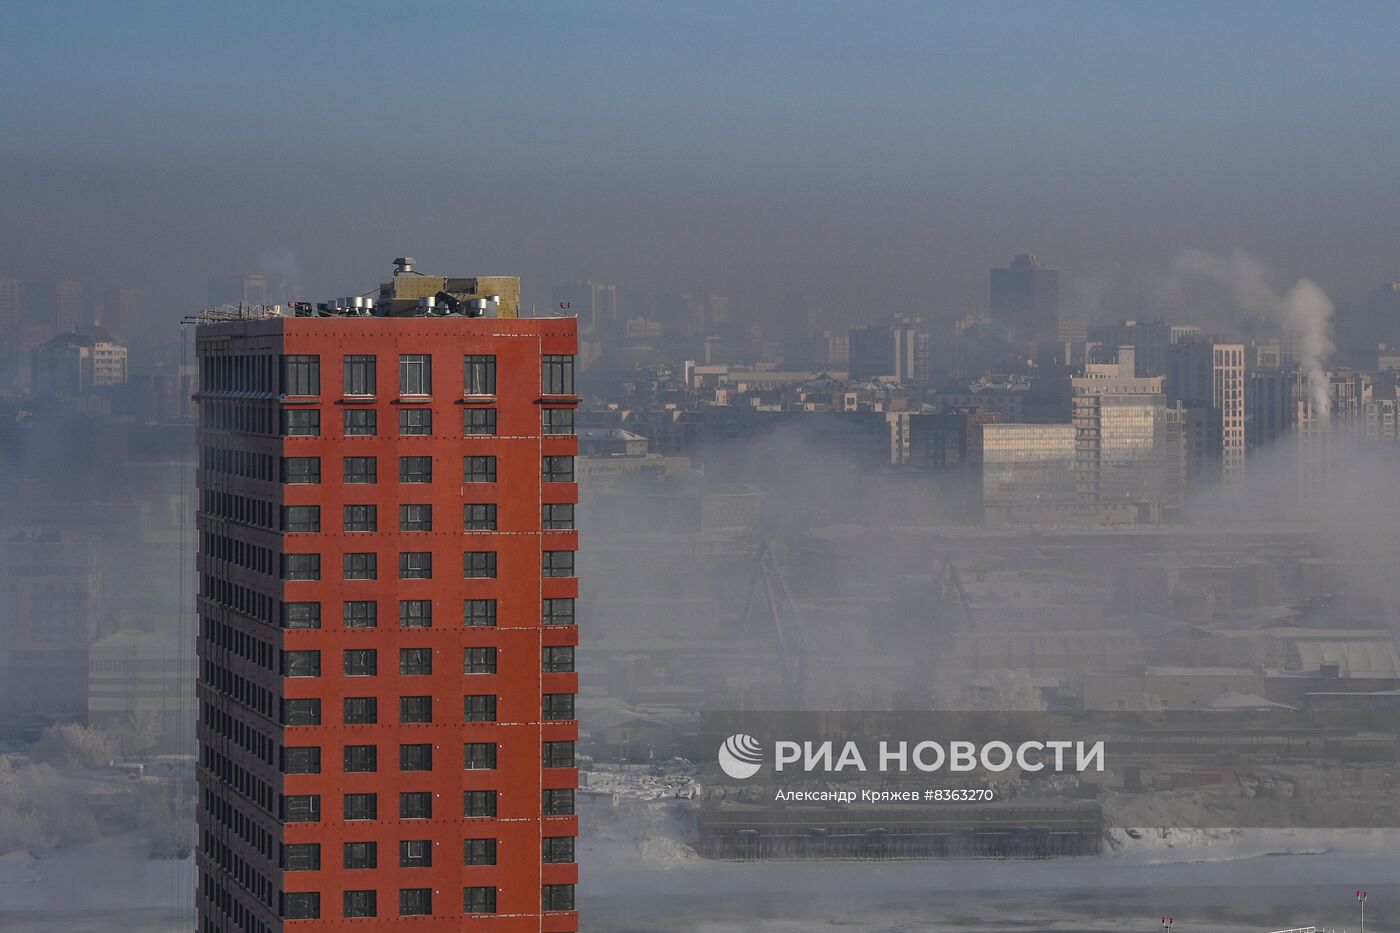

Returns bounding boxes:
[1282,279,1335,426]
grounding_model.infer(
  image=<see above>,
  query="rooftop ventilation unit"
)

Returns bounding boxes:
[394,257,415,275]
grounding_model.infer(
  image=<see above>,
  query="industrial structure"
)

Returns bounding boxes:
[194,260,579,931]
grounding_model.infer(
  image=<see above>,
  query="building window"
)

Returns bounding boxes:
[344,600,377,629]
[281,891,320,920]
[399,792,431,820]
[542,503,574,530]
[464,742,497,771]
[464,886,497,915]
[464,455,497,483]
[343,456,377,484]
[282,842,321,871]
[343,890,377,919]
[399,407,432,435]
[464,355,496,395]
[343,744,377,773]
[542,646,575,673]
[464,838,497,865]
[343,407,376,436]
[281,354,320,396]
[400,695,432,724]
[282,456,321,484]
[400,599,432,628]
[399,354,431,396]
[282,794,321,822]
[344,696,377,724]
[343,792,377,821]
[542,788,575,815]
[282,699,321,727]
[343,649,377,677]
[343,841,377,869]
[544,741,576,769]
[464,503,497,530]
[399,455,432,483]
[542,550,575,578]
[543,836,575,864]
[464,407,497,435]
[399,888,431,918]
[400,839,432,867]
[464,694,496,723]
[464,599,497,627]
[464,790,497,818]
[400,647,432,676]
[281,408,320,436]
[281,553,320,581]
[400,743,432,772]
[542,407,574,435]
[542,355,575,395]
[542,455,574,483]
[281,747,321,775]
[281,601,321,630]
[464,551,497,579]
[543,884,575,912]
[543,693,575,721]
[281,694,322,722]
[282,650,320,678]
[398,551,432,580]
[343,354,376,396]
[344,552,377,580]
[343,503,377,532]
[400,503,431,531]
[464,646,497,675]
[543,598,575,626]
[282,505,320,533]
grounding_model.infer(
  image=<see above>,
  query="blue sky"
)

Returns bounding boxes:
[3,1,1399,314]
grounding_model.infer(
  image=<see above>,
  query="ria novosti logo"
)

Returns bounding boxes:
[717,733,764,779]
[716,734,1106,779]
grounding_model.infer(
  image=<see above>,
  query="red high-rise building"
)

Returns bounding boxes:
[195,264,579,932]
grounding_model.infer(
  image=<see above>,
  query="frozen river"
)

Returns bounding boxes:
[3,829,1395,931]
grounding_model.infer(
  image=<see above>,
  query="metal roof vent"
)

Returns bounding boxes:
[394,257,416,275]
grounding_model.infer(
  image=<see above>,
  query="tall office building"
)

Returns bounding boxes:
[990,254,1059,342]
[1165,340,1246,485]
[553,280,617,335]
[1072,349,1181,519]
[195,262,579,932]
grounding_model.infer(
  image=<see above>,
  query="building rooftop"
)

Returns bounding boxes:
[195,257,572,324]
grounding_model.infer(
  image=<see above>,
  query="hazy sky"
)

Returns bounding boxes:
[3,1,1399,320]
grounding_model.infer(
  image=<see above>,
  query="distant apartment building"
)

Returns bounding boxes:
[0,276,21,333]
[207,273,271,310]
[31,327,129,397]
[0,531,94,740]
[54,280,85,332]
[555,280,618,334]
[89,629,197,752]
[847,317,928,383]
[825,331,850,368]
[195,261,579,932]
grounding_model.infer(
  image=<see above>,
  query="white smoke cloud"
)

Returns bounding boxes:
[1163,249,1335,424]
[1282,279,1335,426]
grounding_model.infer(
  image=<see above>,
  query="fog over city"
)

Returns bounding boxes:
[4,3,1400,932]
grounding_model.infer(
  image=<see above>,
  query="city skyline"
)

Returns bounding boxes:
[4,2,1400,318]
